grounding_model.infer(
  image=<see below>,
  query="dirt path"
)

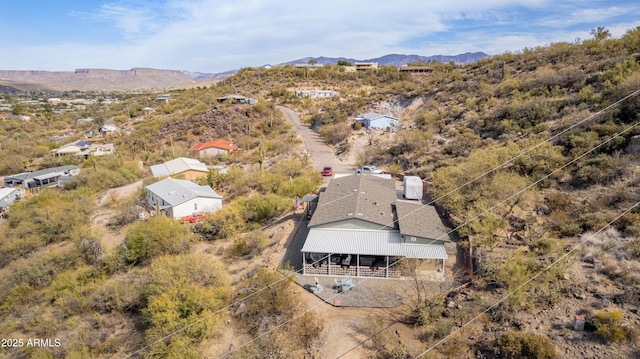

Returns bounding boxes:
[92,179,145,252]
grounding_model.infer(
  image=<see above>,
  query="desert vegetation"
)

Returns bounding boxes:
[0,26,639,358]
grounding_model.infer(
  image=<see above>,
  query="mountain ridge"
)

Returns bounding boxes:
[286,52,488,66]
[0,52,489,92]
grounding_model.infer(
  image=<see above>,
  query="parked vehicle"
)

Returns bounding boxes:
[355,165,383,174]
[180,212,206,223]
[322,166,333,176]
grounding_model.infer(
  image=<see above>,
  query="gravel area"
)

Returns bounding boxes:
[291,272,412,308]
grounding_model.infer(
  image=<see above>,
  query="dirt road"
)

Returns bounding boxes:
[278,106,359,175]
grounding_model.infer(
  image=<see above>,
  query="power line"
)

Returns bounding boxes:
[330,119,640,358]
[221,118,640,358]
[123,90,640,358]
[414,199,640,358]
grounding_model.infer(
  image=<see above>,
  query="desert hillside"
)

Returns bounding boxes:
[0,27,639,358]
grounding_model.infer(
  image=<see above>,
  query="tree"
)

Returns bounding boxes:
[590,26,611,42]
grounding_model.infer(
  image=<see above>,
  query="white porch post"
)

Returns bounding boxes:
[356,254,360,277]
[328,254,331,276]
[385,256,389,278]
[302,252,306,275]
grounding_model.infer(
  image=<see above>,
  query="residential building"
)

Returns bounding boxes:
[354,112,400,129]
[99,124,119,134]
[150,157,209,181]
[3,165,80,189]
[355,62,379,71]
[216,94,257,105]
[301,174,450,280]
[53,140,91,156]
[398,65,434,73]
[0,187,24,211]
[295,89,338,99]
[154,94,172,103]
[189,139,238,158]
[145,178,222,219]
[87,143,115,157]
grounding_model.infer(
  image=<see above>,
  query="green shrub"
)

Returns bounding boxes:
[123,216,196,265]
[243,194,290,224]
[496,331,556,359]
[231,231,269,257]
[236,269,324,357]
[594,309,635,342]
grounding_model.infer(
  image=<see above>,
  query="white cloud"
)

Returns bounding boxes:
[2,0,640,72]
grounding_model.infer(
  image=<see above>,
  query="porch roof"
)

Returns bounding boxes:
[301,228,448,259]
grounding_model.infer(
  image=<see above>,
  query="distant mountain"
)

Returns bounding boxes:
[0,52,490,92]
[285,52,489,66]
[0,68,219,92]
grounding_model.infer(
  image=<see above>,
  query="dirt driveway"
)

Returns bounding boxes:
[278,106,363,176]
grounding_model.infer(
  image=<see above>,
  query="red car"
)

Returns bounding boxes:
[322,166,333,176]
[180,212,206,223]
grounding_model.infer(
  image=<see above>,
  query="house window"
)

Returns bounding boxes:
[194,203,198,211]
[410,236,416,242]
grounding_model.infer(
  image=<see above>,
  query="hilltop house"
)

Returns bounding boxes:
[354,112,400,129]
[301,174,451,280]
[53,140,91,156]
[86,143,115,157]
[295,89,338,99]
[3,165,80,189]
[53,141,115,158]
[150,157,209,181]
[354,62,379,71]
[145,178,222,219]
[189,139,238,158]
[217,94,257,105]
[99,124,119,135]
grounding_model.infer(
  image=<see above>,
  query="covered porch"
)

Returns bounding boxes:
[301,228,447,281]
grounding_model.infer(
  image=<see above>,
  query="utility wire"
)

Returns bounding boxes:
[221,118,640,358]
[124,90,640,358]
[414,199,640,358]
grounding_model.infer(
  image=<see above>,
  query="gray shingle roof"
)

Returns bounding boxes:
[395,200,451,242]
[146,178,222,206]
[308,174,398,229]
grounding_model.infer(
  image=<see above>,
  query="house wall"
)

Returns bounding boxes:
[366,117,399,129]
[200,148,229,158]
[171,198,222,219]
[313,218,393,230]
[172,169,208,181]
[402,235,446,245]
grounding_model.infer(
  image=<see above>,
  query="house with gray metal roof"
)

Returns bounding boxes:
[3,165,80,189]
[354,112,400,129]
[150,157,209,181]
[302,174,450,280]
[145,178,222,219]
[0,187,24,212]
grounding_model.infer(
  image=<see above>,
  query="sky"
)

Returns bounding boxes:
[1,0,639,74]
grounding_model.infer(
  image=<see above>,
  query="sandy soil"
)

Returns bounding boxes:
[92,179,144,252]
